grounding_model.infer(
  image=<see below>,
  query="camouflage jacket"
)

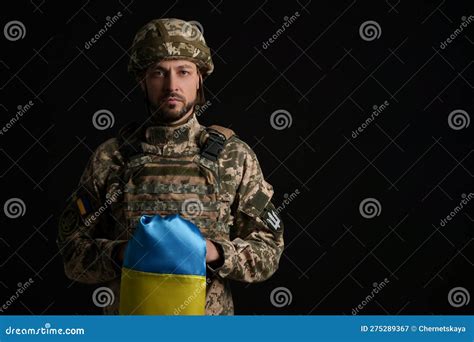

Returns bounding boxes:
[57,114,284,315]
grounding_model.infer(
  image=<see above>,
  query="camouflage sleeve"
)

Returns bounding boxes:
[209,142,284,283]
[56,138,127,284]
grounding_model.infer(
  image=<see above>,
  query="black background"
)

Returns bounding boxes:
[0,0,473,315]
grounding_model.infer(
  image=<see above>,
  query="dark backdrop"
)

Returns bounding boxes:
[0,0,472,315]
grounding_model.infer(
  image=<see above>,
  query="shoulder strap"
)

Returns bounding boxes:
[207,125,235,140]
[200,125,236,162]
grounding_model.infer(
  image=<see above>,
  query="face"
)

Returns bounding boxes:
[141,59,201,124]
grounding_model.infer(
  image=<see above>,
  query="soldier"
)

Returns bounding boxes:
[57,18,284,315]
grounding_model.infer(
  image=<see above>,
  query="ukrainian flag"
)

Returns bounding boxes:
[119,214,206,315]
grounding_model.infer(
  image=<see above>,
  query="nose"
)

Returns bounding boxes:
[165,71,179,93]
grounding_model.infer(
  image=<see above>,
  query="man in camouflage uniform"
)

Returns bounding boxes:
[57,18,284,315]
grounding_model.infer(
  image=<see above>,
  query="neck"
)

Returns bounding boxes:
[165,108,195,127]
[144,113,202,147]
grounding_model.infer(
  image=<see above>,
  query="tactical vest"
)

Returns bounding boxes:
[107,121,236,241]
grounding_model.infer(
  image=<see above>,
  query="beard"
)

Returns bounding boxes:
[148,93,195,125]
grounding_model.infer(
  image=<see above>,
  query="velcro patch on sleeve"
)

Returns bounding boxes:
[260,202,283,232]
[76,196,93,216]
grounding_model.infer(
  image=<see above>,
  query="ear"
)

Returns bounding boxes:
[197,72,202,90]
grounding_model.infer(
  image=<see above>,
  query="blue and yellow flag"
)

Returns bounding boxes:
[119,214,206,315]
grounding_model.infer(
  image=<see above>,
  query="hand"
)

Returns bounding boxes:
[118,240,221,264]
[206,239,221,263]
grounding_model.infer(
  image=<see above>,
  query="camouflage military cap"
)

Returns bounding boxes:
[128,18,214,78]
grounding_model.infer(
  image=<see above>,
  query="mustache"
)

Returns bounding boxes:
[161,93,185,102]
[148,93,187,114]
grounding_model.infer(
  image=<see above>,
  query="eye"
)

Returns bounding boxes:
[179,70,190,76]
[151,70,165,77]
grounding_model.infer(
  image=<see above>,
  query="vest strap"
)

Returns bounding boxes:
[199,125,236,162]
